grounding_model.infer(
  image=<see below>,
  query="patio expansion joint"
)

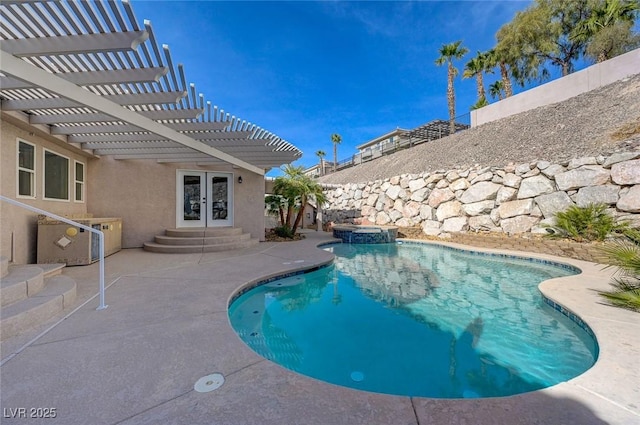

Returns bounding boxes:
[112,387,195,425]
[409,397,421,425]
[570,381,640,417]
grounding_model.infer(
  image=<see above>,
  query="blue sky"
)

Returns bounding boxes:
[132,1,534,175]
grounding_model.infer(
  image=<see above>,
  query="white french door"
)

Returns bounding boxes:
[177,171,233,228]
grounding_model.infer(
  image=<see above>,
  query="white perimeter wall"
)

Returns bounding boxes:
[471,48,640,127]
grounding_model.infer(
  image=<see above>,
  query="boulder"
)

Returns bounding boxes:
[503,173,522,188]
[603,152,640,168]
[576,185,620,207]
[497,199,535,219]
[459,182,502,204]
[375,211,391,225]
[611,159,640,185]
[555,166,610,191]
[470,172,493,184]
[534,191,574,219]
[420,205,435,220]
[396,217,415,227]
[436,200,462,221]
[421,220,441,236]
[449,178,470,191]
[468,215,499,231]
[541,164,565,178]
[461,200,495,216]
[442,216,468,232]
[403,201,421,218]
[517,175,556,199]
[496,186,518,204]
[365,193,378,206]
[501,216,540,234]
[410,187,430,202]
[567,157,597,169]
[408,178,427,192]
[386,185,402,200]
[617,185,640,213]
[427,188,455,208]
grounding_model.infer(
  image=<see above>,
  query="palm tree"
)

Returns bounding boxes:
[575,0,640,63]
[272,164,327,236]
[485,48,513,98]
[315,150,326,176]
[331,133,342,172]
[463,51,489,105]
[435,41,469,135]
[488,80,505,101]
[599,228,640,311]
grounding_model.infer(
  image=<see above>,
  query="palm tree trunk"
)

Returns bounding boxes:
[291,196,306,234]
[597,50,607,63]
[476,73,486,102]
[447,62,456,135]
[500,62,513,97]
[333,144,337,172]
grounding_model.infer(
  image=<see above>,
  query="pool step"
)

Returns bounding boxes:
[144,227,258,254]
[0,264,76,341]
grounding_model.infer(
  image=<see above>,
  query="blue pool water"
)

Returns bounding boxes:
[228,242,598,398]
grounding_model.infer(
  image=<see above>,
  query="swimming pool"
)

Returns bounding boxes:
[228,242,598,398]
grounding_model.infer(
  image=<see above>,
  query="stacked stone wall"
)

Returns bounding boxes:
[323,153,640,238]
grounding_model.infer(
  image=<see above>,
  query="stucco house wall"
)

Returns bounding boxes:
[1,120,90,264]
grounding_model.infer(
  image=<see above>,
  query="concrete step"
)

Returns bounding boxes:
[165,227,243,238]
[0,275,76,341]
[1,256,8,278]
[143,238,259,254]
[154,233,251,246]
[1,266,44,307]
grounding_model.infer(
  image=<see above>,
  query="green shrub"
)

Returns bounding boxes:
[599,228,640,312]
[274,225,294,239]
[546,203,629,242]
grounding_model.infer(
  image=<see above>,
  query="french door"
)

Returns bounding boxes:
[177,171,233,228]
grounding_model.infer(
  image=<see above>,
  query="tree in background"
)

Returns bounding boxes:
[331,133,342,172]
[496,0,592,84]
[435,40,469,135]
[271,164,327,237]
[486,48,514,98]
[488,80,505,101]
[463,51,490,108]
[575,0,640,63]
[315,150,326,176]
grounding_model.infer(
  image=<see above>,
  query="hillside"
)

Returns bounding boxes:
[318,73,640,185]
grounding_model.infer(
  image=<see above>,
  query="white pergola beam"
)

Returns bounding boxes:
[0,51,264,174]
[1,67,168,89]
[1,90,187,110]
[51,124,144,135]
[1,31,149,56]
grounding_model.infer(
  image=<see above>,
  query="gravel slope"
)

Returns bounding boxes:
[318,73,640,185]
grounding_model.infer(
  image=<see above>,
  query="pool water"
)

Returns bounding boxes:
[228,242,598,398]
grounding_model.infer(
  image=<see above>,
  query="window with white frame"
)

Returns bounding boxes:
[74,161,85,202]
[17,140,36,198]
[43,149,69,200]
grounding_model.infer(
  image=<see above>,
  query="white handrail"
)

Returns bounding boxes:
[0,195,108,310]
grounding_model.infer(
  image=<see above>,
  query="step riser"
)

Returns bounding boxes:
[144,239,258,254]
[1,256,8,279]
[1,266,44,307]
[154,234,251,246]
[165,228,242,237]
[0,296,63,341]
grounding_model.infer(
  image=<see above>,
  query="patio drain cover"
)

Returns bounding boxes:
[194,373,225,393]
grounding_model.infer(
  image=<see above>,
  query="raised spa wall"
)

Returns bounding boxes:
[332,225,398,244]
[323,153,640,238]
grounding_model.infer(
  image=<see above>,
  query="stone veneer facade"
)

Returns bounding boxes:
[323,152,640,238]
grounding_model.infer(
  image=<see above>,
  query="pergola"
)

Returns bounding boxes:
[401,119,470,144]
[0,0,302,175]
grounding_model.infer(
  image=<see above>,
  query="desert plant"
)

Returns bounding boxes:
[546,203,629,242]
[598,228,640,311]
[274,224,295,239]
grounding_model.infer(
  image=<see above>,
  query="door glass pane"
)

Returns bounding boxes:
[183,175,201,221]
[211,176,228,220]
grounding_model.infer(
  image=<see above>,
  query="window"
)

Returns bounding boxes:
[17,140,35,198]
[74,161,85,202]
[43,149,69,200]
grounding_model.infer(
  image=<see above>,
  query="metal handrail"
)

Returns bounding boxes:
[0,195,108,310]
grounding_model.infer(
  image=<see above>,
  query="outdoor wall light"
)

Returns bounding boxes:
[237,176,243,184]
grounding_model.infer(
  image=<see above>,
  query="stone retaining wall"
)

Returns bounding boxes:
[324,152,640,239]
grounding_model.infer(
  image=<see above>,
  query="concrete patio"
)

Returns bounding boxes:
[1,230,639,425]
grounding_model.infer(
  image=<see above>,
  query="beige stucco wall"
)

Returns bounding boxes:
[1,120,89,264]
[2,117,268,263]
[471,48,640,127]
[88,157,266,249]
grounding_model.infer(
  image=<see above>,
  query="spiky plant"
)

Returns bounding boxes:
[599,228,640,311]
[546,203,629,242]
